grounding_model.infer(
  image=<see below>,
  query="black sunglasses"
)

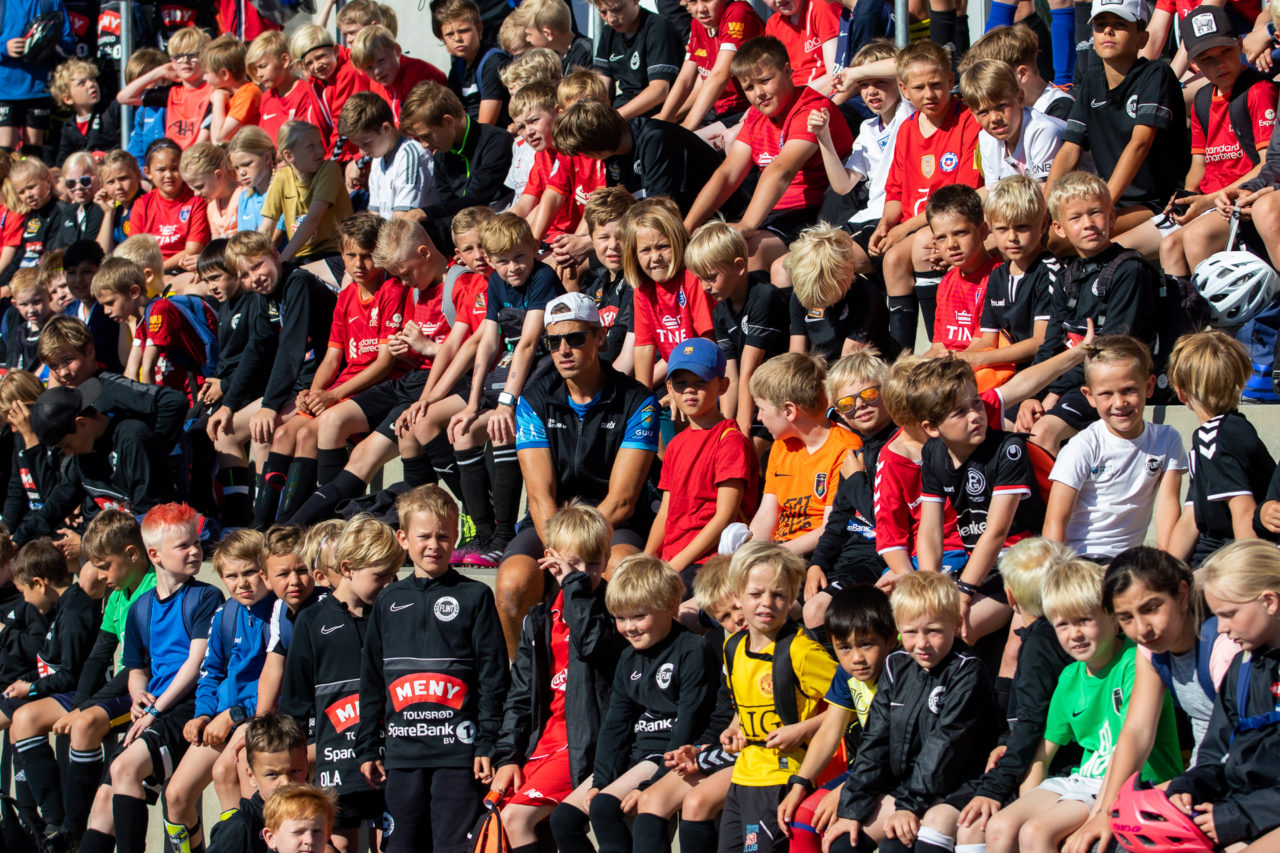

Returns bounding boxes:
[64,176,94,189]
[544,331,591,350]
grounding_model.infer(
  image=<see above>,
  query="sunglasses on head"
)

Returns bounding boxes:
[834,386,880,414]
[64,176,94,190]
[544,331,591,350]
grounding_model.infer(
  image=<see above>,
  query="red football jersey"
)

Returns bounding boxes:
[530,591,571,758]
[133,298,208,404]
[884,97,984,218]
[873,438,967,557]
[451,270,490,334]
[0,205,23,248]
[736,86,852,210]
[316,47,371,158]
[372,56,448,122]
[687,0,763,116]
[632,269,716,361]
[764,0,840,87]
[658,419,759,562]
[165,83,212,150]
[935,256,998,351]
[328,281,407,387]
[1191,78,1278,194]
[131,187,211,261]
[397,281,453,371]
[260,78,333,146]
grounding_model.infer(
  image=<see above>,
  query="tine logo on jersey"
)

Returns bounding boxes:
[325,693,361,733]
[389,672,469,711]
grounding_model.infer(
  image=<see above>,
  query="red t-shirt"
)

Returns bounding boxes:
[658,419,759,562]
[133,298,208,404]
[372,56,448,122]
[396,280,452,371]
[885,97,984,218]
[131,187,211,261]
[632,269,716,361]
[530,591,571,759]
[316,47,372,158]
[453,270,490,333]
[545,153,605,238]
[687,0,763,116]
[329,280,408,387]
[165,83,212,150]
[260,78,333,146]
[1191,78,1278,194]
[935,256,998,351]
[1155,0,1259,21]
[736,86,852,210]
[0,205,23,248]
[764,0,840,87]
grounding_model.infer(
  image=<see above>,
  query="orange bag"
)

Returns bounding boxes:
[469,791,511,853]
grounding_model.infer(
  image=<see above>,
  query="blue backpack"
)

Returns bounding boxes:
[1149,616,1220,707]
[128,584,236,657]
[144,295,219,377]
[1233,653,1280,740]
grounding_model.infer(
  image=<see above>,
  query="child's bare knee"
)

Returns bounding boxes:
[802,594,830,630]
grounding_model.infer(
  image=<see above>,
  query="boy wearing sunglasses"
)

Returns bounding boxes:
[645,336,758,581]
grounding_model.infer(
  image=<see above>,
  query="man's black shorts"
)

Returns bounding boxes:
[136,697,197,785]
[1046,387,1099,432]
[382,766,483,853]
[0,98,52,130]
[760,207,819,246]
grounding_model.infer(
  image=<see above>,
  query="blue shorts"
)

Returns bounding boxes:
[911,550,970,575]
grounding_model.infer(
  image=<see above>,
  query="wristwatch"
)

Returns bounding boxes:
[787,774,815,794]
[145,705,161,718]
[229,705,247,726]
[497,391,517,408]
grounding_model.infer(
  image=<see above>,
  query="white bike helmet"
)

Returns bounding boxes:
[1192,250,1280,327]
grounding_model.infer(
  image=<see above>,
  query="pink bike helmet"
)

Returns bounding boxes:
[1110,774,1215,853]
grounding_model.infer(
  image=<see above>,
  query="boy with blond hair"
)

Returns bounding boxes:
[981,560,1181,853]
[960,58,1066,184]
[508,83,600,243]
[436,0,511,125]
[116,27,212,150]
[1022,172,1163,455]
[491,504,627,853]
[201,35,261,144]
[500,47,564,92]
[179,143,239,239]
[719,539,837,853]
[262,785,339,853]
[350,25,447,123]
[206,715,309,853]
[748,352,861,558]
[359,486,510,853]
[52,58,120,162]
[962,175,1053,372]
[288,24,370,162]
[550,554,716,853]
[111,235,164,296]
[522,0,593,73]
[2,269,54,374]
[785,223,896,363]
[580,187,636,368]
[1044,336,1186,558]
[247,30,332,144]
[961,23,1074,120]
[339,91,436,218]
[824,572,999,853]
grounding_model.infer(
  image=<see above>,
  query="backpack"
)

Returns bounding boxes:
[128,585,235,656]
[1063,249,1203,398]
[1149,616,1220,707]
[723,621,806,727]
[1236,302,1280,401]
[1231,652,1280,741]
[1193,69,1268,169]
[144,295,219,377]
[0,791,54,853]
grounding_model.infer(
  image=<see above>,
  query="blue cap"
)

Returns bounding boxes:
[667,337,726,382]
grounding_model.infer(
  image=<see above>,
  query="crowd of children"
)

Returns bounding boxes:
[3,0,1280,849]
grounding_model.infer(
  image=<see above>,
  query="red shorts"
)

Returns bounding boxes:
[506,749,573,807]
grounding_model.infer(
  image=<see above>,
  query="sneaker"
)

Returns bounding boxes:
[459,513,477,545]
[451,538,481,566]
[463,536,508,568]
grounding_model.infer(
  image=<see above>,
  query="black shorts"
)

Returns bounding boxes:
[1046,387,1099,432]
[0,98,52,130]
[136,697,196,785]
[844,221,878,257]
[382,766,483,853]
[352,369,431,440]
[502,519,646,561]
[760,207,818,245]
[718,783,787,853]
[335,789,386,830]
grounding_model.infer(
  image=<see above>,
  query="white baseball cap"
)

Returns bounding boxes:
[544,292,601,329]
[1090,0,1148,23]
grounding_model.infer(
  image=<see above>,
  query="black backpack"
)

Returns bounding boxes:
[1193,68,1269,168]
[723,621,808,727]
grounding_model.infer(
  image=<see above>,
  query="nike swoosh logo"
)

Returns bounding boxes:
[262,113,278,120]
[320,624,341,635]
[609,53,626,61]
[389,602,414,612]
[1090,99,1107,108]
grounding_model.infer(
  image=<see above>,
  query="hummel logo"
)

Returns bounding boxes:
[389,602,414,612]
[630,670,642,680]
[320,624,342,635]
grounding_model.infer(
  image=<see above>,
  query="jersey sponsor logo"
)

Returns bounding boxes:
[814,471,828,499]
[600,305,619,327]
[324,693,361,732]
[965,469,987,496]
[758,670,773,697]
[160,4,196,26]
[99,9,121,35]
[728,21,745,37]
[927,685,944,713]
[434,596,460,621]
[656,662,674,689]
[69,12,90,36]
[806,307,824,320]
[148,313,163,334]
[389,672,469,711]
[921,155,935,178]
[939,151,959,173]
[550,668,568,691]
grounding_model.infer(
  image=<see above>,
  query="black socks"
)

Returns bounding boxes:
[456,446,494,530]
[316,447,348,487]
[679,818,718,853]
[930,7,958,54]
[888,294,920,353]
[588,793,631,853]
[632,813,672,853]
[64,748,104,837]
[490,445,522,542]
[252,452,291,529]
[549,802,595,853]
[113,793,150,853]
[915,274,942,343]
[402,453,437,488]
[425,433,463,497]
[278,456,318,522]
[216,466,252,529]
[287,470,365,527]
[15,736,62,828]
